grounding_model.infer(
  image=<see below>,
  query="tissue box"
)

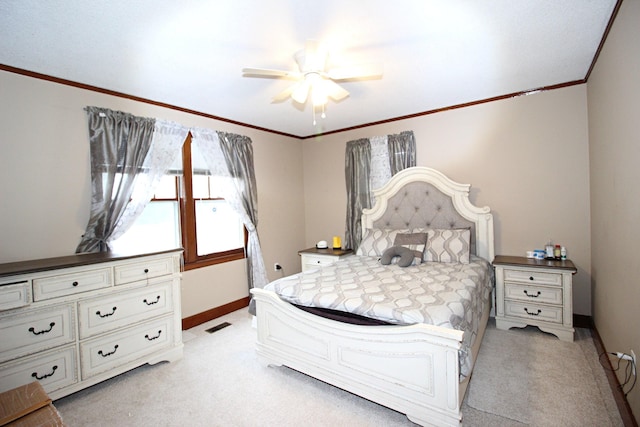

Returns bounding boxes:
[0,382,64,427]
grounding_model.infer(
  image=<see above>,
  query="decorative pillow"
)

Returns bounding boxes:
[356,228,410,256]
[393,232,428,265]
[380,246,415,267]
[424,228,471,264]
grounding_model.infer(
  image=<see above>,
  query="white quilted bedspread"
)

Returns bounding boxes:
[265,254,493,378]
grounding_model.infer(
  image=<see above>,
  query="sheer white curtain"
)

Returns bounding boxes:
[190,127,268,314]
[109,120,189,243]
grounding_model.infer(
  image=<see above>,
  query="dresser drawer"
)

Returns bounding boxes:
[33,268,112,301]
[504,300,563,324]
[0,304,75,363]
[114,256,176,285]
[0,344,78,394]
[504,283,562,305]
[78,280,175,339]
[80,316,174,379]
[0,281,30,311]
[503,268,562,287]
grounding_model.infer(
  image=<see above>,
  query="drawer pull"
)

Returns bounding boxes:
[72,281,79,287]
[32,365,58,380]
[96,307,117,318]
[145,330,162,341]
[98,344,119,358]
[523,290,541,298]
[29,322,55,335]
[144,268,149,273]
[529,276,534,281]
[143,296,161,306]
[524,308,542,316]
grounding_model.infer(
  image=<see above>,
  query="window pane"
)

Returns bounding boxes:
[111,201,180,253]
[192,175,210,199]
[154,176,178,199]
[195,200,244,256]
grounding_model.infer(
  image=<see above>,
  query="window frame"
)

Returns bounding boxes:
[179,133,247,271]
[142,133,247,271]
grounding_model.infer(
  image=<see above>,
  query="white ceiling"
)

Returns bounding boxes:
[0,1,618,138]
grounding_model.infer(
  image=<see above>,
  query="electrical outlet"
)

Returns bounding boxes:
[274,263,282,272]
[631,350,636,376]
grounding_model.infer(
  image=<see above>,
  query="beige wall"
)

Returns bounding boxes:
[0,70,306,318]
[588,0,640,418]
[304,85,592,315]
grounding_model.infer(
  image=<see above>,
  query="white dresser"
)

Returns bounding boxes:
[493,255,576,342]
[0,249,183,399]
[298,247,353,272]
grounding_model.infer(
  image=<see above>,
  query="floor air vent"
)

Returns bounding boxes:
[205,322,231,334]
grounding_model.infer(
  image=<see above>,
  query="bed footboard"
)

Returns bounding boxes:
[252,288,465,427]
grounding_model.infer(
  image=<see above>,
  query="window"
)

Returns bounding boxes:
[111,133,246,270]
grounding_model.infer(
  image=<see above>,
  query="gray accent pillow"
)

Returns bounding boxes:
[356,228,411,256]
[424,228,471,264]
[380,246,415,267]
[393,232,428,265]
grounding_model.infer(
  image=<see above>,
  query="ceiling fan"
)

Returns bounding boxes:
[242,40,382,112]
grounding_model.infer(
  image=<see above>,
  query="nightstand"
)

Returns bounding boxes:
[298,247,353,272]
[493,255,577,342]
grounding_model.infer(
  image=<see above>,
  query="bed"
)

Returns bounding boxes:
[251,166,495,427]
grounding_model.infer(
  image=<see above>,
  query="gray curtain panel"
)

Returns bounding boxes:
[387,130,416,174]
[344,138,371,251]
[217,131,268,315]
[76,107,155,253]
[344,131,416,251]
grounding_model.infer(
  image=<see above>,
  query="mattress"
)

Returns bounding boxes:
[265,254,493,378]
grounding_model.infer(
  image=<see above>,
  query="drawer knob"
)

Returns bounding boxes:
[144,268,149,273]
[145,330,162,341]
[32,365,58,380]
[143,296,161,306]
[523,290,541,298]
[529,276,534,281]
[524,307,542,316]
[96,307,117,318]
[98,344,119,358]
[72,281,79,287]
[28,322,55,335]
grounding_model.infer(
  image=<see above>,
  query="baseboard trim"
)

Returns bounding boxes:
[181,296,250,330]
[591,325,638,426]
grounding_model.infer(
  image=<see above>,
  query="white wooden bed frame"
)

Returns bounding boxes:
[252,167,494,426]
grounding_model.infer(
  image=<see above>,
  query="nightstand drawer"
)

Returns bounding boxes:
[303,255,336,268]
[503,268,562,287]
[504,283,562,305]
[504,300,563,324]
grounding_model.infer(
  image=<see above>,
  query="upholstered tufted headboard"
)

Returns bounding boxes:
[361,167,495,261]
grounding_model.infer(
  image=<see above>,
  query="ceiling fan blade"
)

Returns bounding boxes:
[291,79,311,104]
[271,83,298,103]
[323,79,350,101]
[242,67,301,79]
[327,64,383,80]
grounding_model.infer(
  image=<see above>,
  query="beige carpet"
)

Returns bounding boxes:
[54,310,623,426]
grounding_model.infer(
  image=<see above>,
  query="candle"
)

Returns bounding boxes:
[332,236,341,249]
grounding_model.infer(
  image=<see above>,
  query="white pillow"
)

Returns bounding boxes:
[356,228,411,256]
[424,228,471,264]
